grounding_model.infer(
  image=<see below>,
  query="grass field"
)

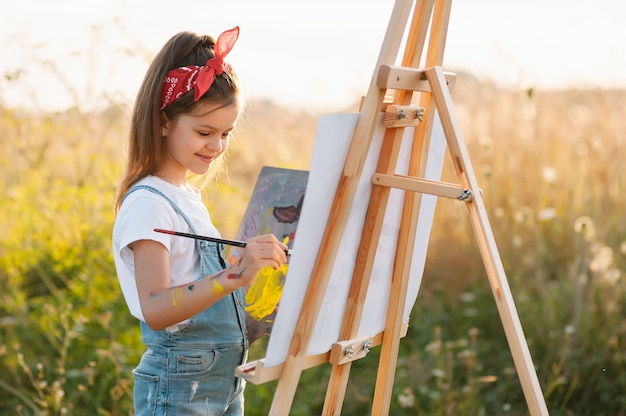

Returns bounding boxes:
[1,71,625,414]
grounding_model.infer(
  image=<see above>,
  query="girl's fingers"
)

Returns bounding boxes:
[241,236,287,270]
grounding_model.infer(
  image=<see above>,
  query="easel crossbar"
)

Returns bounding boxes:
[377,64,457,92]
[235,326,407,384]
[372,173,469,200]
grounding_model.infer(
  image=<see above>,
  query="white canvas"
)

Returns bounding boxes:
[265,112,446,367]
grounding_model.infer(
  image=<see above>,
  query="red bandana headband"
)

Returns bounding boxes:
[160,26,240,109]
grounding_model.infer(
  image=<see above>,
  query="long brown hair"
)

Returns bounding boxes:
[114,31,240,213]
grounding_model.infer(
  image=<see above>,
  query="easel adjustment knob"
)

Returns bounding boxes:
[329,336,374,365]
[457,189,473,201]
[383,104,425,128]
[344,346,354,357]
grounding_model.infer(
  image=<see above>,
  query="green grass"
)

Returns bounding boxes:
[1,78,626,415]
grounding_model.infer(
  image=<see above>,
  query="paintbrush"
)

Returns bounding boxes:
[153,229,293,256]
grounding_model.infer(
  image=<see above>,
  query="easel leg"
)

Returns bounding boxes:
[426,66,549,415]
[323,362,352,415]
[370,66,440,414]
[268,2,414,414]
[372,192,424,415]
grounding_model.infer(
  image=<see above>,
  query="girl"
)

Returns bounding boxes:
[112,27,288,415]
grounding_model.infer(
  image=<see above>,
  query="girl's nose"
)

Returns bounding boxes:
[205,135,224,152]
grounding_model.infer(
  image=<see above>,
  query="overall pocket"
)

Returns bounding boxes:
[132,352,166,415]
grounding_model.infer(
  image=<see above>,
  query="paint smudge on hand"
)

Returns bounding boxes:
[244,264,288,320]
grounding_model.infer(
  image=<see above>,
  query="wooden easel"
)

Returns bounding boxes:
[236,0,549,414]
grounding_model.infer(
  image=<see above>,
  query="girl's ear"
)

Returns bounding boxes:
[160,111,170,137]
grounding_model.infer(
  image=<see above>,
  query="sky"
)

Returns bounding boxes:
[1,0,625,114]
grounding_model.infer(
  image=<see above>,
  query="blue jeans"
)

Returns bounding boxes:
[125,185,248,416]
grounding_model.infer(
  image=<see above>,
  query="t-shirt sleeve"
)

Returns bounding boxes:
[116,194,177,258]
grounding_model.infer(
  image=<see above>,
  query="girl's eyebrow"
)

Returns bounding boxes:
[195,123,217,129]
[196,123,235,131]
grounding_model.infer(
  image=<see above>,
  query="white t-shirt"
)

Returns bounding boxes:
[112,176,221,324]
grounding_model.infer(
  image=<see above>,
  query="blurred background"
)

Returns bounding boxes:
[1,1,625,414]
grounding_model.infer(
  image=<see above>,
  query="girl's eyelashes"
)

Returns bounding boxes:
[197,131,232,138]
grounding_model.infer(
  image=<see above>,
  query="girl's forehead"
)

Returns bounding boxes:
[190,100,241,117]
[179,102,240,128]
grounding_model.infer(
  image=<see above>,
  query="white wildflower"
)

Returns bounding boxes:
[537,207,557,221]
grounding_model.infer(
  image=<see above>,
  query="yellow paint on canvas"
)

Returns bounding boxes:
[245,264,288,321]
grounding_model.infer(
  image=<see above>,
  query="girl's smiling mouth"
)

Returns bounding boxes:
[196,153,215,164]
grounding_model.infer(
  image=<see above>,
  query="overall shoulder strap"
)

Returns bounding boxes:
[124,184,197,234]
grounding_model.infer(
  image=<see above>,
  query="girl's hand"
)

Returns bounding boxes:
[223,234,288,289]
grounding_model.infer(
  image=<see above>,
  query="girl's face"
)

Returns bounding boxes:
[159,101,240,187]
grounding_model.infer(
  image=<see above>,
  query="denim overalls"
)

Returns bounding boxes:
[124,185,248,416]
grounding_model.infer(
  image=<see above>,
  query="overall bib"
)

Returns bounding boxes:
[124,185,248,416]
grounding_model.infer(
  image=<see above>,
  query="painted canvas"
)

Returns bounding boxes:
[227,166,309,343]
